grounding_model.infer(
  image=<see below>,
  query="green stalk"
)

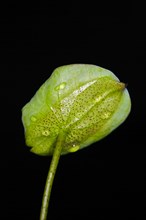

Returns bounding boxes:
[40,131,65,220]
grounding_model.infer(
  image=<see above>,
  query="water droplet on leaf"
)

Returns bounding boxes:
[55,82,66,91]
[68,145,80,153]
[30,116,37,122]
[42,130,50,136]
[101,112,111,119]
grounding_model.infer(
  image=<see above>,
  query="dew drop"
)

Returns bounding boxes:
[31,116,37,122]
[42,130,50,136]
[55,82,66,91]
[101,112,111,119]
[68,144,80,153]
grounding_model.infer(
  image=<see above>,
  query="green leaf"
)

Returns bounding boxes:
[22,64,131,156]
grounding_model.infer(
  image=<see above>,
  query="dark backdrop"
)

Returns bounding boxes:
[2,2,145,220]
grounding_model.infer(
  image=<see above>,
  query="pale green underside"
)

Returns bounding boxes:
[22,64,131,156]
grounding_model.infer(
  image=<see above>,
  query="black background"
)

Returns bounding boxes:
[2,2,146,220]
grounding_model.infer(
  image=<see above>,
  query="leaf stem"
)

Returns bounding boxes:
[40,131,65,220]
